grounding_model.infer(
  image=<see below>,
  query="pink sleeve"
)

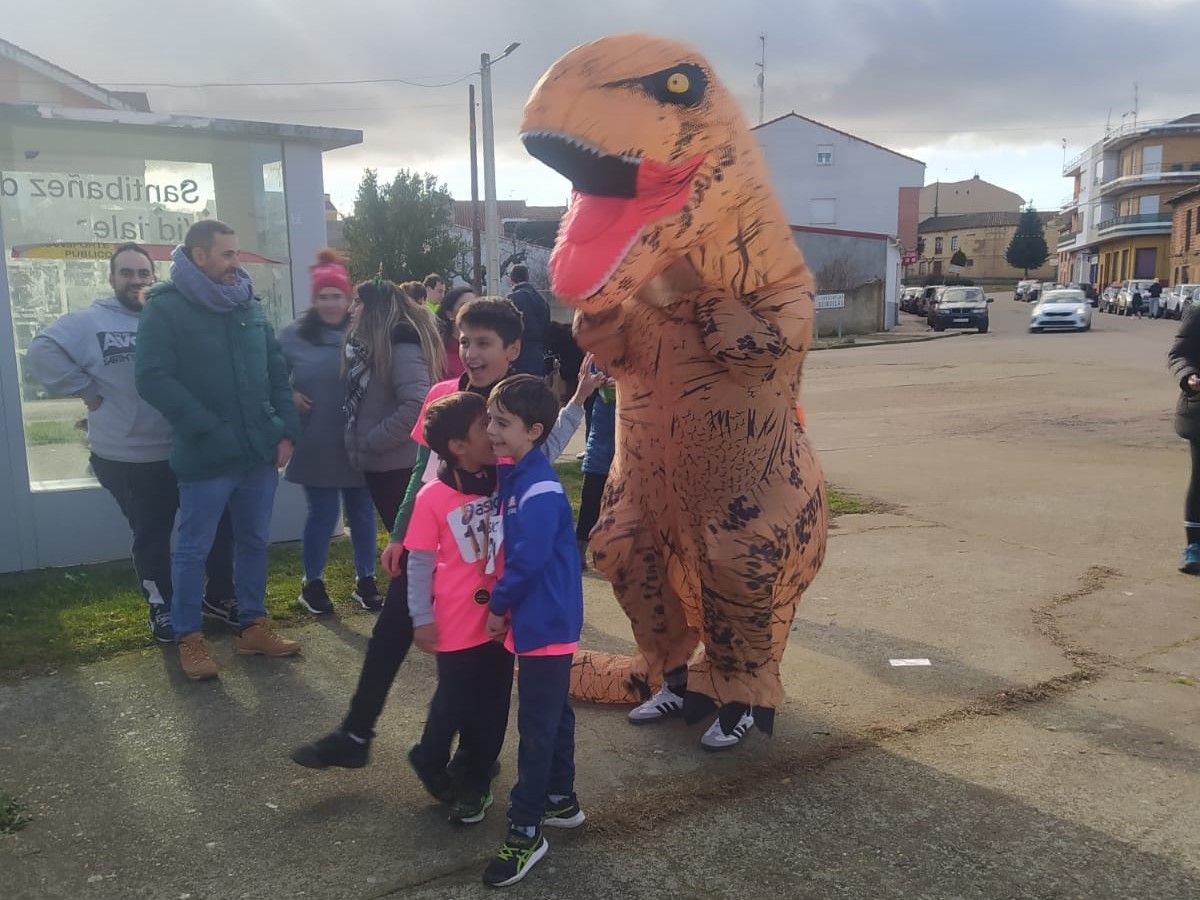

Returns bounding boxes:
[411,379,461,444]
[403,486,442,552]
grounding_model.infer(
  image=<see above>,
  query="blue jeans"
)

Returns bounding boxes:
[302,485,377,581]
[172,465,278,637]
[508,654,576,827]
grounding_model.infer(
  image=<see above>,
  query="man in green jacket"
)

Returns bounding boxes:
[136,220,303,680]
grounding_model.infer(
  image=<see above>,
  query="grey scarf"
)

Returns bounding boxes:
[170,244,254,313]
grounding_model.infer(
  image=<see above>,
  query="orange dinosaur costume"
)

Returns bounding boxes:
[522,35,827,740]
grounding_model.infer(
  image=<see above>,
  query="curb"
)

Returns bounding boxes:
[811,332,964,351]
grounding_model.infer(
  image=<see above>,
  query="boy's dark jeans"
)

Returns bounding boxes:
[509,653,576,827]
[341,554,413,737]
[90,453,234,606]
[411,640,515,792]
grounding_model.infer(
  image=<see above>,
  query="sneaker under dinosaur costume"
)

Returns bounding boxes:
[522,34,828,734]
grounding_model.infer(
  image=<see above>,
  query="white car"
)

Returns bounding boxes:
[1116,279,1157,316]
[1165,284,1199,319]
[1030,289,1093,333]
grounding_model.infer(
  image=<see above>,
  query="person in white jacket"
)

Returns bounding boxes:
[26,243,235,642]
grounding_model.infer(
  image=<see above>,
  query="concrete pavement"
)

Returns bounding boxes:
[2,296,1198,899]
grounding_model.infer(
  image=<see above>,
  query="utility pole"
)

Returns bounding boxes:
[479,42,520,296]
[755,33,766,125]
[468,83,482,293]
[480,52,499,295]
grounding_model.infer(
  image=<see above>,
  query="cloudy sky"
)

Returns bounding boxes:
[9,0,1199,216]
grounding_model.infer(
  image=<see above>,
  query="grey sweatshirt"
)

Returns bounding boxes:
[26,296,172,463]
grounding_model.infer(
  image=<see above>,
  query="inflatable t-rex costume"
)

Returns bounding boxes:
[522,34,827,739]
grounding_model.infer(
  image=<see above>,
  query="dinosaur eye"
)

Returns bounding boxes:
[607,63,708,108]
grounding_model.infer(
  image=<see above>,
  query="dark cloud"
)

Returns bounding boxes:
[6,0,1196,205]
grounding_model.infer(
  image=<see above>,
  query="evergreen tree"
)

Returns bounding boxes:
[343,169,464,283]
[1006,208,1049,277]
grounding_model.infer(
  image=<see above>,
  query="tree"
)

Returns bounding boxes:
[950,248,968,268]
[1005,208,1049,277]
[343,169,464,283]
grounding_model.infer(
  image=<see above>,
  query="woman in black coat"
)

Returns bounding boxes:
[1167,306,1200,573]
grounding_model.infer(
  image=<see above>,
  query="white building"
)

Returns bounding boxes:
[0,38,361,571]
[752,112,925,329]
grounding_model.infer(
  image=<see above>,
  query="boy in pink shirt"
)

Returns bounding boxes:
[404,391,512,825]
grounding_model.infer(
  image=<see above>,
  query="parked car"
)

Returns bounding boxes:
[900,287,923,314]
[1116,279,1157,316]
[1028,281,1062,304]
[1067,282,1099,305]
[1100,285,1121,313]
[1015,279,1039,301]
[916,285,940,317]
[1029,288,1093,333]
[927,285,991,333]
[1164,284,1199,319]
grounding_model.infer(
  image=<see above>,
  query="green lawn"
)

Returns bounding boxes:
[0,462,863,676]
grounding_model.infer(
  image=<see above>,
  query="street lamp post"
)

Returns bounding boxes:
[480,41,520,295]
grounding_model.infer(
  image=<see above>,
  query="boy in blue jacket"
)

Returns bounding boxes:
[482,375,585,888]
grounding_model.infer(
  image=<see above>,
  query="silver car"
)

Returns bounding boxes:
[1030,289,1093,333]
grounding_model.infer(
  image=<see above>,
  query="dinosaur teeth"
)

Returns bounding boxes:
[520,129,642,165]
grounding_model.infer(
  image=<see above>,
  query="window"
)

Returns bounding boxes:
[816,144,833,165]
[1188,210,1193,251]
[1142,144,1163,176]
[809,198,836,225]
[935,237,944,254]
[1138,195,1160,216]
[2,119,294,490]
[950,236,959,252]
[918,261,927,275]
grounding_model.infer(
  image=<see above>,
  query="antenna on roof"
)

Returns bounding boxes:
[755,33,766,125]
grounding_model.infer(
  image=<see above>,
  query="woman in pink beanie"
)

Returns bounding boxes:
[277,249,382,615]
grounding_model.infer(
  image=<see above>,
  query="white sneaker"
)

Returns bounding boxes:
[700,710,754,750]
[627,684,685,724]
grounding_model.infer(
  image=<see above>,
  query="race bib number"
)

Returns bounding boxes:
[447,494,503,575]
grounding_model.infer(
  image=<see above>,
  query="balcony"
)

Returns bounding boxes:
[1095,212,1172,236]
[1057,232,1080,251]
[1097,162,1200,196]
[1061,194,1080,210]
[1063,118,1200,176]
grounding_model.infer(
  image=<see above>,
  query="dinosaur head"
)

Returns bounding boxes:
[522,34,785,312]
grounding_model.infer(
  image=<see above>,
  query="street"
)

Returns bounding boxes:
[3,294,1198,899]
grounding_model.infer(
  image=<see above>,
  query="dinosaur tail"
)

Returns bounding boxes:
[568,650,653,704]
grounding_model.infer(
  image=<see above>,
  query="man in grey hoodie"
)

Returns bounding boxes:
[26,243,236,643]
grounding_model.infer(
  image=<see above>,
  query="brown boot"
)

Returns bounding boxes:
[235,616,301,657]
[178,632,219,681]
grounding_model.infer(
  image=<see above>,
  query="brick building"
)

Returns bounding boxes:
[1168,185,1200,285]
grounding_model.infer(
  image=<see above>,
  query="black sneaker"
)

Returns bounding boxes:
[448,787,494,825]
[542,793,586,828]
[290,729,369,769]
[149,605,175,643]
[299,579,334,615]
[407,745,456,802]
[482,826,549,888]
[352,576,383,611]
[201,596,239,626]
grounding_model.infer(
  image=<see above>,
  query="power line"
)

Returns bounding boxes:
[87,71,481,89]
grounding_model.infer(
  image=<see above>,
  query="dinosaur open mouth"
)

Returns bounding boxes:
[522,131,703,300]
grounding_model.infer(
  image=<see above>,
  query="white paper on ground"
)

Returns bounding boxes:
[889,658,932,666]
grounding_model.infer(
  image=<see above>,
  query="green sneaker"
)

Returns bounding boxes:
[482,826,549,888]
[542,793,586,828]
[448,788,494,825]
